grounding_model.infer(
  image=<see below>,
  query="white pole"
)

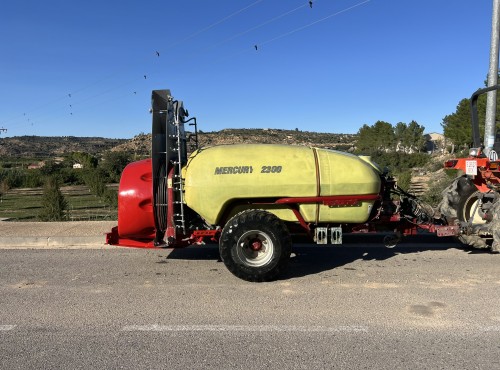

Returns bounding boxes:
[484,0,500,151]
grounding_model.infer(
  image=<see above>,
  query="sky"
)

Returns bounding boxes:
[0,0,495,139]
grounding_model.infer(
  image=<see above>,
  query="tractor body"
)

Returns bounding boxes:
[440,85,500,252]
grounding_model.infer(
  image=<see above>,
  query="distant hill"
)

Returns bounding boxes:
[0,136,127,158]
[112,129,358,157]
[0,129,357,159]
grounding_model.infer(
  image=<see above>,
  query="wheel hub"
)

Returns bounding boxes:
[235,230,274,267]
[250,239,262,251]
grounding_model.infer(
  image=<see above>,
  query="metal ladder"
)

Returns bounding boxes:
[170,101,186,235]
[170,103,199,236]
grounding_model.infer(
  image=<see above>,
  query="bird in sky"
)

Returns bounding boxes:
[309,1,313,8]
[156,51,160,57]
[144,75,147,79]
[254,44,258,51]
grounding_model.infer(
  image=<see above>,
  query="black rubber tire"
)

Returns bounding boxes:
[440,176,500,251]
[439,176,489,249]
[439,175,475,223]
[219,210,292,282]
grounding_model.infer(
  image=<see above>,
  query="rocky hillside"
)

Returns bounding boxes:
[111,129,357,156]
[0,136,127,158]
[0,129,356,159]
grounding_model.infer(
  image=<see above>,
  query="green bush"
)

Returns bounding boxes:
[38,177,68,221]
[80,168,118,208]
[100,151,133,183]
[421,175,453,208]
[81,169,107,196]
[23,171,45,188]
[59,168,86,185]
[103,188,118,208]
[394,170,412,192]
[370,152,429,172]
[0,169,44,189]
[427,159,446,173]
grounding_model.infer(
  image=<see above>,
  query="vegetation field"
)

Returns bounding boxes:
[0,185,117,221]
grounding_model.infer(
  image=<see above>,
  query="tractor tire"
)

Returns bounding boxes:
[219,209,292,282]
[490,200,500,253]
[438,175,476,221]
[438,176,493,250]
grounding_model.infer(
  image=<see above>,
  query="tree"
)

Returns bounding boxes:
[38,177,67,221]
[356,124,373,152]
[100,151,133,183]
[441,98,473,151]
[0,181,9,203]
[394,122,407,150]
[405,120,426,152]
[393,121,425,153]
[356,121,395,153]
[40,160,63,176]
[374,120,396,150]
[81,168,107,197]
[440,78,500,151]
[71,152,98,169]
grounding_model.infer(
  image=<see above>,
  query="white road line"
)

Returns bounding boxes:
[122,324,368,333]
[0,325,16,331]
[482,326,500,332]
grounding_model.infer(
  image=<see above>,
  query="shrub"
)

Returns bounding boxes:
[395,170,412,192]
[100,151,133,183]
[0,181,9,198]
[370,152,430,172]
[81,169,107,197]
[421,175,453,208]
[38,176,68,221]
[103,188,118,208]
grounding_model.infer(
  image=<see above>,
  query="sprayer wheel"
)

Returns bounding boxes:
[219,209,292,282]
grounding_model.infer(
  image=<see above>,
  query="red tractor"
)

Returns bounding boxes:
[440,85,500,252]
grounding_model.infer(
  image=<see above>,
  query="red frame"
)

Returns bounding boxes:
[107,174,458,249]
[445,156,500,192]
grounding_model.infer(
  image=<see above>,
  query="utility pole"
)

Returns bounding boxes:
[484,0,500,152]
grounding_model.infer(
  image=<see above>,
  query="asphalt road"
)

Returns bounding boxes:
[1,237,499,369]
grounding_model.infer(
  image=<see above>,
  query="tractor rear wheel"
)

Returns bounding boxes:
[490,200,500,253]
[457,187,489,225]
[439,176,492,249]
[219,210,292,282]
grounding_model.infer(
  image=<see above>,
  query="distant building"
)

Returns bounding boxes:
[27,162,45,170]
[73,163,83,169]
[424,132,446,153]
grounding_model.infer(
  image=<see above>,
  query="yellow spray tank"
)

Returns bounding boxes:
[109,90,453,282]
[183,144,381,225]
